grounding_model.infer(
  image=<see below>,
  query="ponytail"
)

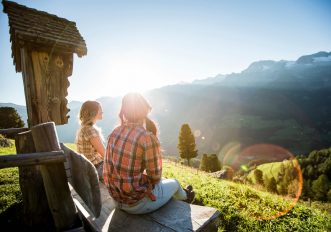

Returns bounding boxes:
[146,117,157,136]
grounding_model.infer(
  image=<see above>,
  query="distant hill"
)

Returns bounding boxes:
[2,51,331,156]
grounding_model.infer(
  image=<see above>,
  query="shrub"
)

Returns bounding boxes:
[200,154,222,172]
[0,135,12,148]
[0,107,24,129]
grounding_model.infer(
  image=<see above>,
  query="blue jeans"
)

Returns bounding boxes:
[117,178,187,214]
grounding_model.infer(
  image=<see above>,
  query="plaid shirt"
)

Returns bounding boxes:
[76,125,103,166]
[103,123,162,205]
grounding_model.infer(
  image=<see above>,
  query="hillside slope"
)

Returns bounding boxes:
[162,161,331,231]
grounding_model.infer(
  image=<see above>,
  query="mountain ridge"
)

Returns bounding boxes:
[2,51,331,156]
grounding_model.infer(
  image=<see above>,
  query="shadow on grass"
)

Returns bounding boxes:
[0,202,56,232]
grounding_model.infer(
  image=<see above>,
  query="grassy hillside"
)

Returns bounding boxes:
[163,160,331,231]
[1,143,330,231]
[246,159,296,184]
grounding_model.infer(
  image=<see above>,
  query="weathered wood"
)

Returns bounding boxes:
[20,47,36,127]
[31,122,78,231]
[71,182,220,232]
[107,200,220,232]
[0,151,65,169]
[15,131,54,228]
[20,47,72,126]
[61,143,101,217]
[0,127,29,137]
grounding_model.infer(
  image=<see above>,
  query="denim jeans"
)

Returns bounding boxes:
[117,178,187,214]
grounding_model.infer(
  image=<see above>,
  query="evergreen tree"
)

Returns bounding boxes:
[0,107,24,129]
[254,169,264,185]
[265,177,277,193]
[312,174,331,201]
[177,123,198,166]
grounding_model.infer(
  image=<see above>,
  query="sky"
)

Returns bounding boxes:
[1,0,331,105]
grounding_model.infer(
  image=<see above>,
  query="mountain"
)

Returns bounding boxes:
[2,51,331,158]
[193,51,331,89]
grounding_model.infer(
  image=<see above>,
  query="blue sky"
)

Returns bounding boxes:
[1,0,331,105]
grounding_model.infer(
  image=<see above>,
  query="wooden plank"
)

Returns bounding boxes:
[107,200,220,232]
[70,182,116,232]
[20,47,36,127]
[31,122,78,231]
[15,130,54,228]
[0,127,28,136]
[71,183,220,232]
[61,144,102,217]
[0,151,65,168]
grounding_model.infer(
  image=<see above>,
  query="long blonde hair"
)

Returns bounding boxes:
[119,93,152,125]
[79,101,101,126]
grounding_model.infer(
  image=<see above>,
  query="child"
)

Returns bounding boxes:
[76,101,105,180]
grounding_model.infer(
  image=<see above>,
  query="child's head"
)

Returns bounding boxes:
[119,93,151,124]
[79,101,102,125]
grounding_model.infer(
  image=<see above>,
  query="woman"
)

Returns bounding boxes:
[76,100,105,180]
[103,93,194,214]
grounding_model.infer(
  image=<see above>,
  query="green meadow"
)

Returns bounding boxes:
[1,143,330,231]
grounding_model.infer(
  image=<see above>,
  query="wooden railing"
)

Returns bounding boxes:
[0,122,80,231]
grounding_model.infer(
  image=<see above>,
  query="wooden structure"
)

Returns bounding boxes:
[3,0,87,126]
[1,1,221,231]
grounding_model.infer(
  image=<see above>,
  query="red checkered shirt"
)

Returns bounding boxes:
[103,123,162,205]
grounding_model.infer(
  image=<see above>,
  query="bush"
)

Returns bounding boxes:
[0,135,12,148]
[200,154,222,172]
[0,107,24,129]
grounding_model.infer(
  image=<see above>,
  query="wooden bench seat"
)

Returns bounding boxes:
[70,183,220,232]
[63,144,220,232]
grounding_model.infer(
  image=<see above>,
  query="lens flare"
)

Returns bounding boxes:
[194,129,201,137]
[220,143,303,220]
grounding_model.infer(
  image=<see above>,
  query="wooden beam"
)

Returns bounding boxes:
[31,122,78,231]
[15,130,54,228]
[0,151,65,169]
[0,127,29,137]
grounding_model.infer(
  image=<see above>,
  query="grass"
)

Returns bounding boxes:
[0,141,21,214]
[163,160,331,231]
[246,159,297,184]
[1,143,330,231]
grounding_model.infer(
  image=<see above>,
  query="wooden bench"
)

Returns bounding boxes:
[61,145,221,232]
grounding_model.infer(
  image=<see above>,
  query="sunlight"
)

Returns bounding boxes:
[101,51,165,96]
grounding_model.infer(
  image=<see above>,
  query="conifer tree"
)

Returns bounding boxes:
[312,174,331,201]
[254,169,264,185]
[265,177,277,193]
[0,107,24,129]
[177,123,198,166]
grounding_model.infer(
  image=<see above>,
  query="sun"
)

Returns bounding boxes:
[97,51,167,97]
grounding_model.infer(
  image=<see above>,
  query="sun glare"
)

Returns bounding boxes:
[103,52,165,96]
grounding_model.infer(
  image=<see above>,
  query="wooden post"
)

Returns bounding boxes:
[20,48,72,127]
[31,122,78,231]
[15,131,54,228]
